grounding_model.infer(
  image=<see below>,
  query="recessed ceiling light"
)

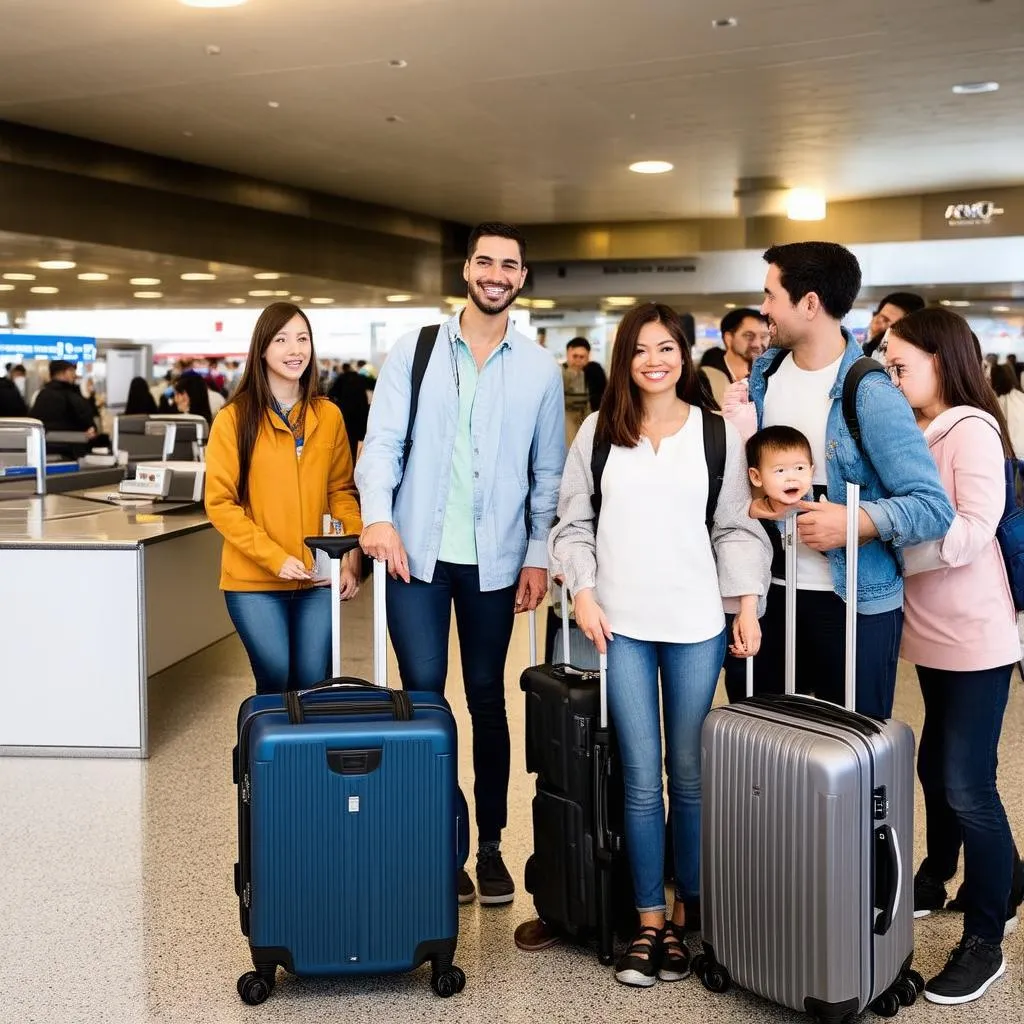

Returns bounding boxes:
[309,297,335,305]
[531,299,557,310]
[605,296,637,306]
[629,160,674,174]
[181,272,217,281]
[30,286,59,294]
[724,303,738,309]
[253,272,282,280]
[227,298,246,305]
[130,277,161,286]
[38,260,76,270]
[386,294,413,303]
[0,284,14,291]
[3,273,36,281]
[134,291,163,299]
[77,272,109,281]
[389,59,408,68]
[248,289,274,297]
[940,299,971,307]
[267,101,280,109]
[952,81,999,94]
[272,290,290,297]
[289,295,305,302]
[993,305,1011,313]
[712,17,739,28]
[180,0,248,6]
[786,188,827,221]
[204,44,222,56]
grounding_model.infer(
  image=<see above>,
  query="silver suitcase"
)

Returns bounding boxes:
[697,483,920,1021]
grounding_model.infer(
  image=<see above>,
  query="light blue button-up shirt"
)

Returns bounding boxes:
[355,312,566,591]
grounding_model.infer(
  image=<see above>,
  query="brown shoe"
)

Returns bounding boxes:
[514,918,562,952]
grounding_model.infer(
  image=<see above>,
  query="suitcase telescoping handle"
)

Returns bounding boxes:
[303,535,389,687]
[757,481,860,710]
[526,581,608,730]
[284,681,412,725]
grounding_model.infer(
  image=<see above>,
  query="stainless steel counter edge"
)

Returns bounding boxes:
[0,744,145,758]
[0,520,213,550]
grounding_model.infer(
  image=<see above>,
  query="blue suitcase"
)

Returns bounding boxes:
[233,537,465,1003]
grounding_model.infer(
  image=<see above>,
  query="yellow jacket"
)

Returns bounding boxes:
[205,398,363,591]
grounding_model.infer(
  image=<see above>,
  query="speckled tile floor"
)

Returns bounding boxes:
[1,585,1022,1023]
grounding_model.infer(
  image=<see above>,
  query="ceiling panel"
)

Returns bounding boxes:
[0,0,1020,223]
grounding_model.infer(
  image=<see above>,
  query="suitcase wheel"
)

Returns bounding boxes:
[431,965,466,998]
[904,969,925,995]
[237,969,275,1006]
[869,990,901,1018]
[695,955,730,995]
[894,979,917,1007]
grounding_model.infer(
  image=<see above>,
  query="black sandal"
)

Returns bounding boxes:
[614,925,662,987]
[658,920,692,982]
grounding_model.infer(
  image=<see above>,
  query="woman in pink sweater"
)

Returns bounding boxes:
[885,307,1022,1006]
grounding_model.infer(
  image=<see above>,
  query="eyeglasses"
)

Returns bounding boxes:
[885,363,907,382]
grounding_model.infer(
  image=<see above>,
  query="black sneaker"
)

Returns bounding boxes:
[615,925,662,988]
[913,870,947,920]
[476,848,515,905]
[924,935,1005,1005]
[658,921,692,982]
[457,869,476,905]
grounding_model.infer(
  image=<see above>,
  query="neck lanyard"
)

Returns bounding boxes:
[272,399,304,455]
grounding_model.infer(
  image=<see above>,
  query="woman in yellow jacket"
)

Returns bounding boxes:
[205,302,362,693]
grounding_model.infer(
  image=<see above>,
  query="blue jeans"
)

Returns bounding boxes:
[916,663,1015,945]
[386,562,517,844]
[224,587,331,694]
[607,629,727,912]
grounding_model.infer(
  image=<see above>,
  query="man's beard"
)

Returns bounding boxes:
[467,278,521,316]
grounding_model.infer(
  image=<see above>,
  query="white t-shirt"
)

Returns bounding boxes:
[762,352,843,591]
[595,407,725,643]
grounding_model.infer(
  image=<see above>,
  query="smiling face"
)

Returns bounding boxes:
[749,445,814,505]
[463,235,528,316]
[630,320,683,396]
[262,313,312,391]
[726,315,770,366]
[760,263,807,350]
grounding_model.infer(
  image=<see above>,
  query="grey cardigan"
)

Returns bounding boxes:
[548,411,772,617]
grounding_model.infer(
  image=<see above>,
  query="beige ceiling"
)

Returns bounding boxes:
[0,0,1021,224]
[0,231,405,310]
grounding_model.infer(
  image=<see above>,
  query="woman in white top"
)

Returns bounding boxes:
[549,303,771,988]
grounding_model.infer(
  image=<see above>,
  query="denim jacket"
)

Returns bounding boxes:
[748,332,954,614]
[355,312,566,591]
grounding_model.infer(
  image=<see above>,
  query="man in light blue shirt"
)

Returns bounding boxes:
[357,222,565,907]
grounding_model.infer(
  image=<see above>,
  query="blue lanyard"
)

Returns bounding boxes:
[272,400,304,454]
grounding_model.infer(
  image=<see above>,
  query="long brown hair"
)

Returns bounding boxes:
[595,302,717,449]
[888,308,1014,459]
[227,302,321,506]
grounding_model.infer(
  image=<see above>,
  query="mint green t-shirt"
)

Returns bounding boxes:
[438,340,479,564]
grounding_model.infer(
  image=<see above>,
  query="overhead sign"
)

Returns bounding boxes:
[0,333,97,362]
[944,201,1005,227]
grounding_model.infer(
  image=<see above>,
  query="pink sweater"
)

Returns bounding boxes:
[901,407,1020,671]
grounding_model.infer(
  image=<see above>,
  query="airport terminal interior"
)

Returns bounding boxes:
[1,1,1023,1022]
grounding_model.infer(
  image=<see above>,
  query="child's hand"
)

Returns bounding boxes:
[729,610,762,658]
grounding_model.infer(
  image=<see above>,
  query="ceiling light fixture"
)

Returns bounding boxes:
[227,298,246,305]
[952,81,999,95]
[309,297,335,305]
[724,303,738,309]
[272,290,290,297]
[786,188,827,221]
[629,160,674,174]
[940,299,971,308]
[712,17,739,28]
[3,273,36,281]
[77,272,109,281]
[38,260,76,270]
[253,272,282,280]
[248,289,274,297]
[993,305,1011,313]
[386,294,413,303]
[605,296,637,307]
[531,299,556,310]
[181,272,217,281]
[289,295,305,302]
[0,284,14,292]
[134,291,164,299]
[180,0,248,7]
[130,277,161,286]
[30,286,59,294]
[267,101,280,109]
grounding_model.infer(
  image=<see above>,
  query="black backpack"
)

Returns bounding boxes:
[590,409,727,536]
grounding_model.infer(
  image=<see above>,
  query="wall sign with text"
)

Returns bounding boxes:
[945,201,1006,227]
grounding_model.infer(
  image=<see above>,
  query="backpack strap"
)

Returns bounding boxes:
[841,356,888,452]
[397,324,440,493]
[702,410,727,535]
[590,408,727,538]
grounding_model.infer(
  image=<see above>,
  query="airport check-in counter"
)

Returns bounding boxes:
[0,483,233,758]
[113,414,207,464]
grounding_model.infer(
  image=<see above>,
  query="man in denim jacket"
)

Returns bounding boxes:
[729,241,954,719]
[356,222,566,906]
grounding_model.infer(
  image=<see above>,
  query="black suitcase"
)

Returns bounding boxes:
[521,597,636,964]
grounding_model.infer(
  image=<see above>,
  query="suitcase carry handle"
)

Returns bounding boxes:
[873,824,903,936]
[284,681,412,725]
[304,534,362,559]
